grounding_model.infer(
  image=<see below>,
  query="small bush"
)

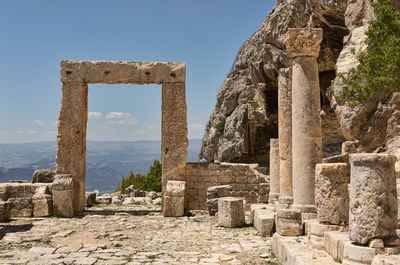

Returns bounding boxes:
[216,121,225,134]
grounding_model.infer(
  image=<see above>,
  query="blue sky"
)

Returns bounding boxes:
[0,0,275,143]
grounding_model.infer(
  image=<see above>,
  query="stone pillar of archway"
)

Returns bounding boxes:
[56,81,88,214]
[161,82,188,204]
[285,28,323,211]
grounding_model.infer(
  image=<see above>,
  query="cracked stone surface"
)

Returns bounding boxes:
[0,204,276,264]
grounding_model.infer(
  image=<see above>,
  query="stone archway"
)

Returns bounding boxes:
[56,60,188,214]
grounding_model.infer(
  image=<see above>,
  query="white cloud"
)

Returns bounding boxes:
[88,112,102,119]
[34,120,46,126]
[134,130,146,134]
[105,112,131,119]
[17,130,37,134]
[105,118,138,126]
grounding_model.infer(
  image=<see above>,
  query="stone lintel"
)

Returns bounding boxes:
[285,28,323,58]
[60,60,186,84]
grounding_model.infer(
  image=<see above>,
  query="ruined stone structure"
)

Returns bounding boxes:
[285,28,323,210]
[277,68,293,206]
[57,61,187,215]
[269,138,280,204]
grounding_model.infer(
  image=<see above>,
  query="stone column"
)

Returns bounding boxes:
[349,154,398,245]
[56,81,88,214]
[269,138,280,204]
[161,82,188,213]
[278,68,293,205]
[285,28,323,209]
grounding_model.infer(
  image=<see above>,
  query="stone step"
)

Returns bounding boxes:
[272,233,338,265]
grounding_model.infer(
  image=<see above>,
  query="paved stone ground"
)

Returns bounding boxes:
[0,204,277,265]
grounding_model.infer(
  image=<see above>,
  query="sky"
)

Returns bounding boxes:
[0,0,275,143]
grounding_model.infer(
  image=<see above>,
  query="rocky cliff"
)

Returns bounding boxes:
[200,0,400,168]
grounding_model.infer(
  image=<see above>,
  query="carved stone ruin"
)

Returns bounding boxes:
[56,61,187,216]
[285,28,323,211]
[269,138,280,204]
[278,68,293,206]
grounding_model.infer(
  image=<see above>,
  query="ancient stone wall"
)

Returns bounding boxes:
[185,162,268,210]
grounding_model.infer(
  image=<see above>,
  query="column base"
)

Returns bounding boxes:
[275,196,293,211]
[268,193,280,204]
[292,204,318,221]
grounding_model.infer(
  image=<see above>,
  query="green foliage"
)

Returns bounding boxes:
[334,257,342,263]
[119,159,162,193]
[216,121,225,134]
[246,91,255,102]
[339,0,400,106]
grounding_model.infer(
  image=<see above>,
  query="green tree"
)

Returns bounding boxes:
[118,159,162,193]
[339,0,400,106]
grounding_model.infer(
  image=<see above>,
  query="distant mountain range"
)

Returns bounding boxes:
[0,139,202,193]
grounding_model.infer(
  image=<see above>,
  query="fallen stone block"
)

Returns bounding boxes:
[206,198,218,216]
[8,197,33,217]
[218,197,245,228]
[32,169,56,183]
[96,195,112,204]
[250,203,268,224]
[85,191,97,206]
[32,185,53,217]
[111,196,122,205]
[276,209,302,236]
[52,174,74,218]
[207,185,232,199]
[254,210,275,237]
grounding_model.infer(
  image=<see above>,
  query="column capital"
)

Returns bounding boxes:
[284,28,323,58]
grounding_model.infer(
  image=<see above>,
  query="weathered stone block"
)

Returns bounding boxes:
[324,231,351,260]
[349,154,398,245]
[250,204,268,224]
[372,255,400,265]
[276,209,302,236]
[315,163,350,225]
[257,183,270,203]
[206,185,232,199]
[32,186,53,217]
[52,174,74,218]
[322,154,349,164]
[96,195,112,204]
[8,197,33,217]
[85,191,97,206]
[0,201,10,222]
[165,181,185,197]
[205,198,218,216]
[32,169,56,183]
[218,197,245,228]
[163,196,184,217]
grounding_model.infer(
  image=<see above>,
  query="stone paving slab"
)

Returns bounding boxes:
[0,204,277,264]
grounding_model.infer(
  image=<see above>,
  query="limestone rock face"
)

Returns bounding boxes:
[200,0,348,163]
[201,0,400,168]
[0,201,10,222]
